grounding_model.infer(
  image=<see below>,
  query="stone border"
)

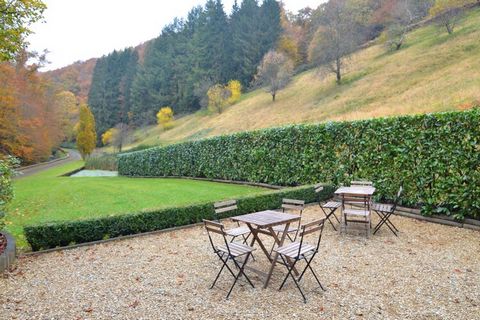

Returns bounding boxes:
[395,206,480,231]
[21,222,204,257]
[0,232,16,273]
[121,175,284,190]
[60,166,86,177]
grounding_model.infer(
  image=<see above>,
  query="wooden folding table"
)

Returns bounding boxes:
[232,210,301,288]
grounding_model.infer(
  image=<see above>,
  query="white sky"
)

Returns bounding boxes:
[28,0,324,71]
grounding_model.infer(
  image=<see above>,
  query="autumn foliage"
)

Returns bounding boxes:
[76,104,97,159]
[0,56,69,164]
[156,107,174,130]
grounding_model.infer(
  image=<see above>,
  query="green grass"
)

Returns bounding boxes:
[124,7,480,150]
[5,161,266,249]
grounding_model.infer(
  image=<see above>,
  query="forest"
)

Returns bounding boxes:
[1,0,477,163]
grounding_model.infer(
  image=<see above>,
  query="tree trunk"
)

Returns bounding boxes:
[335,58,342,84]
[272,92,276,102]
[446,22,453,35]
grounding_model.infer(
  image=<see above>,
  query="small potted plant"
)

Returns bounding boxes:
[0,156,18,272]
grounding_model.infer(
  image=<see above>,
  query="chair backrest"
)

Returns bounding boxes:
[341,193,370,210]
[213,200,238,221]
[298,218,326,255]
[282,198,305,215]
[391,186,403,211]
[351,180,373,187]
[203,219,230,254]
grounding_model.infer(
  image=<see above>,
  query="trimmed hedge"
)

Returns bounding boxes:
[24,185,334,251]
[118,109,480,219]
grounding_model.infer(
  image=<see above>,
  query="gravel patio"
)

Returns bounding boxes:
[1,206,479,319]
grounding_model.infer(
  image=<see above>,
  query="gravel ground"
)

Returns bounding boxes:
[1,207,479,320]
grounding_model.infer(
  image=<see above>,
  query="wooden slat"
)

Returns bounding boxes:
[215,205,238,214]
[302,218,326,229]
[232,210,300,227]
[282,204,304,211]
[283,198,305,205]
[313,183,324,189]
[203,219,223,228]
[300,225,323,237]
[205,226,225,235]
[315,186,324,193]
[214,200,237,208]
[351,180,373,186]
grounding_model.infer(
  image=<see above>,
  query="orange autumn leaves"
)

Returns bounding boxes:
[0,60,74,164]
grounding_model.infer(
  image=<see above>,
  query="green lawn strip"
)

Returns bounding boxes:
[6,161,267,249]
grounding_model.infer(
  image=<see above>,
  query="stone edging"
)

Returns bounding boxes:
[0,232,16,273]
[21,222,204,257]
[122,175,284,190]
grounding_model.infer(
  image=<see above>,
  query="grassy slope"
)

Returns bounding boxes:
[130,8,480,147]
[5,162,265,248]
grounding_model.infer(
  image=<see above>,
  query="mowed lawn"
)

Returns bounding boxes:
[5,161,266,249]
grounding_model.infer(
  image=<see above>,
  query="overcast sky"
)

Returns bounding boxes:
[28,0,323,71]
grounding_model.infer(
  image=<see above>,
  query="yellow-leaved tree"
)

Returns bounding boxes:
[226,80,242,105]
[76,104,97,159]
[207,84,231,114]
[101,128,118,146]
[157,107,174,130]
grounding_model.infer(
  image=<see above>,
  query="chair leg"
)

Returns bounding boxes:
[278,255,306,303]
[226,253,254,299]
[298,255,326,292]
[320,206,338,231]
[211,254,237,289]
[374,212,398,236]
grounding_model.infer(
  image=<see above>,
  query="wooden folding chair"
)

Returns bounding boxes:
[315,184,341,230]
[350,180,373,187]
[214,200,251,244]
[341,193,372,237]
[275,218,327,303]
[203,220,255,299]
[272,198,305,242]
[372,186,403,236]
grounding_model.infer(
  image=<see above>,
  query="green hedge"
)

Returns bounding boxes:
[24,185,334,251]
[118,109,480,219]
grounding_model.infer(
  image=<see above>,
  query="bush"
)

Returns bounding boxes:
[24,185,334,251]
[85,153,118,171]
[119,109,480,219]
[0,156,19,230]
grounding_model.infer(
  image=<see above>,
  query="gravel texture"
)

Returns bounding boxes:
[1,206,479,319]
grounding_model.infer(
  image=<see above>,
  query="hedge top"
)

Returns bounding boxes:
[119,109,480,219]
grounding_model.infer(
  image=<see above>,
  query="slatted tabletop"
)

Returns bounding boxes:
[335,186,376,196]
[232,210,300,228]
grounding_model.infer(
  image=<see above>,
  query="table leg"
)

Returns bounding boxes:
[264,222,299,288]
[247,223,272,262]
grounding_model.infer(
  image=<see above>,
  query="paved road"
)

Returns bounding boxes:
[16,149,82,179]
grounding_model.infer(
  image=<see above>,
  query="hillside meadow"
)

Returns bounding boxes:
[128,7,480,148]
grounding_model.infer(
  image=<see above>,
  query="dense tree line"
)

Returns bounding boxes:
[88,0,281,132]
[86,0,477,139]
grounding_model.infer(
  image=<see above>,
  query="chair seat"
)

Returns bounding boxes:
[372,203,393,213]
[275,242,316,259]
[225,225,250,237]
[321,201,341,209]
[218,242,255,257]
[272,225,298,234]
[344,208,370,217]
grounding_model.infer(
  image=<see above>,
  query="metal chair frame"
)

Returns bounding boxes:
[214,200,251,244]
[203,220,255,299]
[373,186,403,236]
[341,193,372,237]
[276,218,327,303]
[315,184,341,231]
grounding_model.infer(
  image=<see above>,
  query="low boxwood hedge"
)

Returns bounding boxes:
[118,109,480,219]
[24,185,334,251]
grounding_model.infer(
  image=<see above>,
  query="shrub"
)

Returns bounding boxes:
[119,109,480,220]
[0,156,19,230]
[84,153,118,171]
[24,185,334,251]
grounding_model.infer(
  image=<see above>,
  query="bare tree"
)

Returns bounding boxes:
[255,50,294,102]
[386,0,433,50]
[430,0,469,35]
[112,123,130,153]
[308,0,360,84]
